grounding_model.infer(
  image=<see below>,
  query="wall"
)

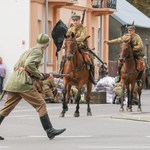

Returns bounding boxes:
[0,0,30,82]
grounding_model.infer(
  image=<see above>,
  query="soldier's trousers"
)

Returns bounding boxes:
[0,89,47,117]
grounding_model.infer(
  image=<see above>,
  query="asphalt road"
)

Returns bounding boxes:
[0,90,150,150]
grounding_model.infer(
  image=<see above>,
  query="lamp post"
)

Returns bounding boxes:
[44,0,48,73]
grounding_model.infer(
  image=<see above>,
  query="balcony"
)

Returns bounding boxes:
[48,0,77,8]
[92,0,117,9]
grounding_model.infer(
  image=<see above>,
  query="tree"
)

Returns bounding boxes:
[127,0,150,17]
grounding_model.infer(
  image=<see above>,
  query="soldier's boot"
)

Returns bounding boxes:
[137,70,144,87]
[59,59,66,74]
[89,65,96,85]
[116,65,122,83]
[40,114,66,140]
[0,115,5,140]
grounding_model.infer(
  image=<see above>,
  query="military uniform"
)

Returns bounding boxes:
[0,33,65,140]
[67,24,87,47]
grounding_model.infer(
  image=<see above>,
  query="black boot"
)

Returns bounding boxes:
[137,70,144,87]
[115,66,122,83]
[0,115,5,140]
[89,65,96,85]
[40,114,66,139]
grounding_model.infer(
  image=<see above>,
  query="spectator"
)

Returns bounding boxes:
[0,57,6,94]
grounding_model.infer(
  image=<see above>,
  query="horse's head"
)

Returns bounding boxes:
[64,32,77,61]
[119,40,133,62]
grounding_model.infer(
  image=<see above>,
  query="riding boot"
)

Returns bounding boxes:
[137,70,144,87]
[89,65,96,85]
[115,65,122,83]
[40,113,66,140]
[0,115,5,140]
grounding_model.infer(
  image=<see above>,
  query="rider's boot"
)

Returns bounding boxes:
[40,113,66,140]
[0,115,5,140]
[137,70,144,87]
[89,65,96,85]
[115,65,122,83]
[59,59,66,74]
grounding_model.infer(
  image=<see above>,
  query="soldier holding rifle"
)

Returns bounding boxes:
[0,33,66,140]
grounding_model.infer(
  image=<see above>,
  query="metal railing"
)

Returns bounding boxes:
[92,0,117,9]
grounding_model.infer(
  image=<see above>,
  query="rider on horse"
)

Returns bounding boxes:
[104,25,145,87]
[60,13,96,85]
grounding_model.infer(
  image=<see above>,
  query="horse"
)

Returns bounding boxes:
[59,33,93,117]
[119,40,145,112]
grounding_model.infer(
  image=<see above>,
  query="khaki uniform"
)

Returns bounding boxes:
[67,24,87,46]
[108,33,144,61]
[0,45,47,117]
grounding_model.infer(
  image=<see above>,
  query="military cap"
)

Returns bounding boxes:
[37,33,51,48]
[127,25,136,30]
[71,14,81,20]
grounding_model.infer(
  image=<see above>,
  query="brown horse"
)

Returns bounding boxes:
[119,40,145,112]
[59,33,93,117]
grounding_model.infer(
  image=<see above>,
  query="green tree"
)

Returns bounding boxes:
[127,0,150,17]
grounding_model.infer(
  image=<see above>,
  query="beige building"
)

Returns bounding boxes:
[30,0,116,78]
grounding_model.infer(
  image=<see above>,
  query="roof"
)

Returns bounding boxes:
[111,0,150,28]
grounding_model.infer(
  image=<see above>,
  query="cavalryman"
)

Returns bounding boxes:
[104,25,145,87]
[0,33,66,140]
[63,13,96,84]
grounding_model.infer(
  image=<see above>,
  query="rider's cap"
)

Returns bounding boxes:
[71,13,81,20]
[127,25,135,30]
[37,33,51,48]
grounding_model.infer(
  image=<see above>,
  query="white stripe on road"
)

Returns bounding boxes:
[79,146,150,149]
[28,135,92,138]
[0,147,10,149]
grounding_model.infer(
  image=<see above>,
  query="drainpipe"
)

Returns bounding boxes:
[44,0,48,73]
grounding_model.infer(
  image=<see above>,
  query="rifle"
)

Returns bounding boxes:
[88,49,108,69]
[0,91,6,101]
[48,72,70,78]
[81,9,86,25]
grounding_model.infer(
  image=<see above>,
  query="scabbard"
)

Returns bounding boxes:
[0,91,6,101]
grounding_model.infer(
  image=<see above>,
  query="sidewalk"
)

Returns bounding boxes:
[110,89,150,122]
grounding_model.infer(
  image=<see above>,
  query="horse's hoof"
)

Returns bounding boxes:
[74,112,80,117]
[59,113,65,117]
[119,108,124,112]
[137,108,142,112]
[87,112,92,116]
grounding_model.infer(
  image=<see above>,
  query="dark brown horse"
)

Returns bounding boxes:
[59,33,93,117]
[119,40,145,112]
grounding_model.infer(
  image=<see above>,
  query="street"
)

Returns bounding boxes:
[0,90,150,150]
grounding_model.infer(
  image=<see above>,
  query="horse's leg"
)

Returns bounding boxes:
[86,82,92,116]
[74,88,81,117]
[137,89,142,112]
[59,86,69,117]
[120,86,125,111]
[127,84,133,112]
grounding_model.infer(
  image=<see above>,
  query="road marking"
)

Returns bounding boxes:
[0,146,10,149]
[79,146,150,149]
[28,135,92,138]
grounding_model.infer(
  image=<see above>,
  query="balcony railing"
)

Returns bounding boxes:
[92,0,117,9]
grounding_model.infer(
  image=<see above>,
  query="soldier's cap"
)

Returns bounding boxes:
[127,25,135,30]
[71,14,81,20]
[37,33,51,48]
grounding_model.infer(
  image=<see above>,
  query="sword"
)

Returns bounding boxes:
[88,49,108,69]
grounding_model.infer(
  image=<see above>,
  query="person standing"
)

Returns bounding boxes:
[0,57,6,94]
[0,33,66,140]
